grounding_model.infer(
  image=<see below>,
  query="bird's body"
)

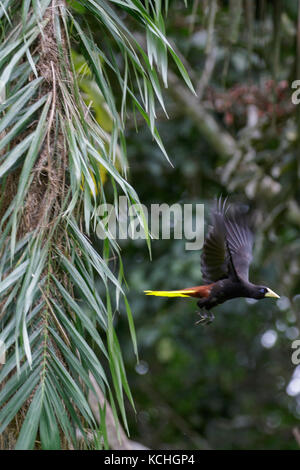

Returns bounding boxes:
[144,198,279,323]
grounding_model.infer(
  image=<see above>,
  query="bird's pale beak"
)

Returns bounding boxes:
[265,288,280,299]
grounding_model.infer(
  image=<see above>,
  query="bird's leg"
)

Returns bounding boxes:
[206,311,215,325]
[195,309,214,326]
[195,310,208,325]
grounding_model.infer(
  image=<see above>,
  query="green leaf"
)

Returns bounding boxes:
[15,385,43,450]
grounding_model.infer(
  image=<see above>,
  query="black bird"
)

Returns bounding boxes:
[144,198,279,324]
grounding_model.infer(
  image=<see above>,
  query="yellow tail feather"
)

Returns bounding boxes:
[144,290,195,298]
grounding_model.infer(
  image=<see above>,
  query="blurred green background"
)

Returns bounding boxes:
[110,0,300,450]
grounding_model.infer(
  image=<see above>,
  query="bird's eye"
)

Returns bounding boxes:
[259,288,266,294]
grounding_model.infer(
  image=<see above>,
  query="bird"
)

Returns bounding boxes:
[144,197,280,325]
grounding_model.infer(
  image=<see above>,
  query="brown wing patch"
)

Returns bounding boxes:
[182,284,214,298]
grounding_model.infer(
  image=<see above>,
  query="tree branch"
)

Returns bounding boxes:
[167,70,241,165]
[88,373,148,450]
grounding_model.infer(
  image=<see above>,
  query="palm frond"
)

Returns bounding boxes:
[0,0,193,449]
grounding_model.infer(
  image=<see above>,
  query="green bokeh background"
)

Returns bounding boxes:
[111,0,300,450]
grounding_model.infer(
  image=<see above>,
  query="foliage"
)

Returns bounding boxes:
[115,0,300,450]
[0,0,192,449]
[1,0,299,451]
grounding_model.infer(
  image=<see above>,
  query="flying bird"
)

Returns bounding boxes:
[144,198,279,324]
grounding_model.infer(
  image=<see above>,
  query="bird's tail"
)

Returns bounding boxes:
[144,286,206,298]
[144,284,213,299]
[144,289,196,298]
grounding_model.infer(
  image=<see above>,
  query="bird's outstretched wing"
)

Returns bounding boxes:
[200,198,253,283]
[200,198,228,283]
[224,205,253,282]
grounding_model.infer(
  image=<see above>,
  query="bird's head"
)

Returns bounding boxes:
[252,286,280,300]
